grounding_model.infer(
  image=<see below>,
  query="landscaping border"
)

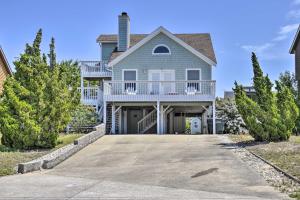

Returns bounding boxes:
[17,123,105,174]
[249,150,300,184]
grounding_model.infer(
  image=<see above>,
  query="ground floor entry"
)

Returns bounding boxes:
[104,101,216,134]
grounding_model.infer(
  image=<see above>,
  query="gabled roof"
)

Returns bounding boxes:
[290,25,300,54]
[97,27,217,66]
[0,46,12,74]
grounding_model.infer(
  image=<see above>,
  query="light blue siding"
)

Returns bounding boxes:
[101,43,117,61]
[113,33,212,81]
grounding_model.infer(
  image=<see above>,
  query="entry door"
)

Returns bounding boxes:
[149,70,175,94]
[161,71,175,94]
[127,109,142,133]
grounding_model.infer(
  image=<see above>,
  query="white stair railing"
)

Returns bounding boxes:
[137,109,157,134]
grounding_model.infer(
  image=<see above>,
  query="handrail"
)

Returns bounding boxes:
[103,80,216,97]
[80,61,112,77]
[137,109,157,134]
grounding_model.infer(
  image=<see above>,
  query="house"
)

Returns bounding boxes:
[79,12,217,134]
[224,86,256,99]
[0,46,12,93]
[290,24,300,92]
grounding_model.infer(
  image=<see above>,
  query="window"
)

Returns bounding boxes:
[186,69,201,92]
[152,44,171,55]
[123,70,137,93]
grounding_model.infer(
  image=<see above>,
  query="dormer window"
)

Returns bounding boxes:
[152,44,171,55]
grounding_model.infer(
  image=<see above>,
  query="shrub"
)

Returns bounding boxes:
[216,98,246,134]
[234,53,299,142]
[69,105,98,133]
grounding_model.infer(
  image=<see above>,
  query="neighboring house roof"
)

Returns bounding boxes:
[97,27,217,66]
[289,25,300,54]
[0,46,12,75]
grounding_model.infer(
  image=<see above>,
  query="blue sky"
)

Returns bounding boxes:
[0,0,299,96]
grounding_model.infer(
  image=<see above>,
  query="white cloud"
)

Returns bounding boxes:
[241,24,298,60]
[273,35,287,41]
[292,0,300,5]
[287,9,300,18]
[278,24,299,35]
[271,24,299,41]
[241,43,274,54]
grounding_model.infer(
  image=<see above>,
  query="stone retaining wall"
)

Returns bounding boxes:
[18,123,105,174]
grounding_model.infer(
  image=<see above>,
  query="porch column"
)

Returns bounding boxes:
[118,108,122,134]
[157,101,160,134]
[212,100,216,134]
[160,105,164,134]
[103,101,107,124]
[112,104,116,134]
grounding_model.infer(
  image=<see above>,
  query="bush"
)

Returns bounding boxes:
[216,98,246,134]
[234,53,299,142]
[69,105,98,133]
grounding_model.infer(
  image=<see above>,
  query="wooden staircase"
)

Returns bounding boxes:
[137,109,157,134]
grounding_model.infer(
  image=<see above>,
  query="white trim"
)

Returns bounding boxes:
[122,69,138,94]
[0,46,12,74]
[290,25,300,54]
[212,100,216,134]
[186,68,202,93]
[112,104,116,134]
[122,69,138,81]
[152,44,171,55]
[108,26,216,67]
[185,68,202,81]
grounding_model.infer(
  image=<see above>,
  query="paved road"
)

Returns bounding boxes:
[0,135,289,200]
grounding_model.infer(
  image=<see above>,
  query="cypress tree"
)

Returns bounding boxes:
[234,53,299,141]
[0,29,80,149]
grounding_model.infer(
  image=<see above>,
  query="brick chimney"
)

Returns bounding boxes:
[118,12,130,51]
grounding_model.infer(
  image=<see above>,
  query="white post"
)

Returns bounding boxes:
[212,100,216,134]
[118,108,122,134]
[160,105,164,134]
[157,101,160,134]
[103,101,107,124]
[112,104,116,134]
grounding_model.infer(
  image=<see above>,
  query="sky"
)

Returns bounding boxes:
[0,0,299,97]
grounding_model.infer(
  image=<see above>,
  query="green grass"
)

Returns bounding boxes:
[55,133,84,149]
[290,191,300,200]
[0,133,83,176]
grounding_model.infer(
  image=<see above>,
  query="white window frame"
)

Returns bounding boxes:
[186,68,202,94]
[122,69,138,94]
[152,44,171,55]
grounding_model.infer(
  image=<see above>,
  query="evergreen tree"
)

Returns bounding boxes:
[234,53,299,142]
[0,29,80,149]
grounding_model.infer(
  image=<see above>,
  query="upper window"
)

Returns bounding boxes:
[152,44,171,55]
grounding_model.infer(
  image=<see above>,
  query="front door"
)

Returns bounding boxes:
[127,109,143,134]
[149,70,175,94]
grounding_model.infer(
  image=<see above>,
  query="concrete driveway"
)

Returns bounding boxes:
[0,135,288,200]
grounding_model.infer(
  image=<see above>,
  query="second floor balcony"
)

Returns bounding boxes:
[80,61,112,78]
[103,80,216,102]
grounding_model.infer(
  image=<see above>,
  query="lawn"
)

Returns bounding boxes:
[0,133,83,176]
